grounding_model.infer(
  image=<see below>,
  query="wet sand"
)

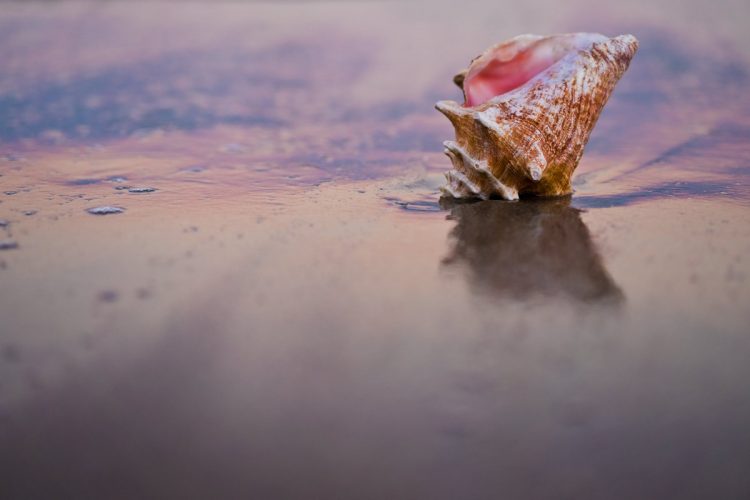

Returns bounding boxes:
[1,1,750,499]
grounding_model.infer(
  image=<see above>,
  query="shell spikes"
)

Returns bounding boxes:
[436,33,639,200]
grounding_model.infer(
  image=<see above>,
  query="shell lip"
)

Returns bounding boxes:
[459,32,612,108]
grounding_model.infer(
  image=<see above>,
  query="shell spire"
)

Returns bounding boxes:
[436,33,639,200]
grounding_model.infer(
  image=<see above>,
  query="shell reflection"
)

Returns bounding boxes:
[442,197,623,303]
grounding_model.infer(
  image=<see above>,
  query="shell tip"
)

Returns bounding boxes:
[609,34,640,60]
[617,33,639,48]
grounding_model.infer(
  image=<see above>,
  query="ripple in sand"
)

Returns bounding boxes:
[86,206,125,215]
[0,240,19,250]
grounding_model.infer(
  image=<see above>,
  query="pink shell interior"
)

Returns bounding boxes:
[462,33,607,107]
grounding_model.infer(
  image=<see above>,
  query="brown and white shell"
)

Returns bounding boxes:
[436,33,639,200]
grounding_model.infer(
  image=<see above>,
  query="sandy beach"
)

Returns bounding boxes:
[1,1,749,498]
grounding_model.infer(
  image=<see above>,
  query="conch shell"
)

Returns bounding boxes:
[436,33,638,200]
